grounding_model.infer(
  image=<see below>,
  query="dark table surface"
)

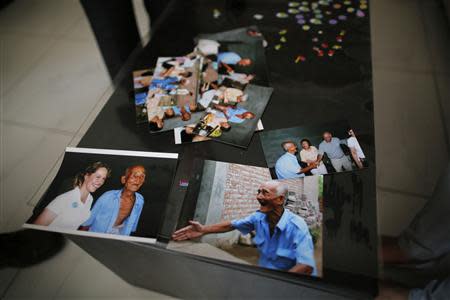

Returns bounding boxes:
[76,0,378,298]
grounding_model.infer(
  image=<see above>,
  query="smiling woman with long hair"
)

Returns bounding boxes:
[33,162,111,230]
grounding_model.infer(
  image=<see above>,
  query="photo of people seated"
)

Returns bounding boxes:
[169,160,323,278]
[173,38,272,147]
[145,55,202,132]
[25,148,178,244]
[260,121,369,179]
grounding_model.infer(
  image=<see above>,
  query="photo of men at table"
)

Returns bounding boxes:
[260,122,369,179]
[168,160,322,277]
[26,150,179,242]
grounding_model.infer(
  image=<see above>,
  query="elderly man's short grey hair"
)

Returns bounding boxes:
[281,141,296,152]
[264,180,288,200]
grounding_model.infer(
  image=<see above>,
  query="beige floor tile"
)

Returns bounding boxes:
[0,123,72,231]
[62,16,97,43]
[0,268,19,296]
[377,189,428,236]
[2,38,110,133]
[132,0,151,45]
[373,68,449,197]
[0,0,83,37]
[0,33,56,95]
[3,240,84,299]
[371,0,433,73]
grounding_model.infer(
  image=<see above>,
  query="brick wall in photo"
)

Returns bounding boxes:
[221,164,271,221]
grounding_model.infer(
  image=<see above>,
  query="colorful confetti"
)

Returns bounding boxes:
[295,55,306,63]
[253,14,264,20]
[276,12,289,18]
[213,8,221,18]
[356,9,365,17]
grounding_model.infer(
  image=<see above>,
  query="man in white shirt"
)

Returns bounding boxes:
[347,129,367,169]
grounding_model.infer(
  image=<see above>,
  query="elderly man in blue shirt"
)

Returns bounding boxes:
[275,141,318,179]
[80,165,146,236]
[218,52,252,74]
[318,131,353,172]
[172,180,317,276]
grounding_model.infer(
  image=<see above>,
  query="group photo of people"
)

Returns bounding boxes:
[173,36,273,147]
[169,160,323,278]
[260,121,369,179]
[142,56,204,132]
[25,148,178,243]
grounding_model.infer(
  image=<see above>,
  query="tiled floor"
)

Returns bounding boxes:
[372,0,450,236]
[0,0,449,298]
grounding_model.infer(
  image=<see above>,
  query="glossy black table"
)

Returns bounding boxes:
[73,0,378,298]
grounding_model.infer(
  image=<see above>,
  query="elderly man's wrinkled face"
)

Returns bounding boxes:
[238,58,252,66]
[323,132,332,142]
[150,116,164,129]
[122,166,146,193]
[286,143,298,154]
[256,183,284,214]
[165,108,175,118]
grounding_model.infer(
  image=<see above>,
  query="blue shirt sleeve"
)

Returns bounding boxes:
[218,52,242,65]
[275,154,302,179]
[294,228,317,272]
[318,142,325,155]
[231,213,257,235]
[81,192,109,227]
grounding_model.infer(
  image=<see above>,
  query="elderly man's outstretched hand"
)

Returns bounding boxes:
[172,220,205,241]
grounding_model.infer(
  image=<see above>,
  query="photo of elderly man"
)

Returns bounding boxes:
[275,141,318,179]
[172,180,317,276]
[80,165,146,236]
[318,131,353,172]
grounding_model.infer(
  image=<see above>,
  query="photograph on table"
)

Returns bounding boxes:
[24,147,178,244]
[196,26,269,87]
[147,55,204,133]
[260,120,369,179]
[170,160,323,278]
[133,68,154,124]
[173,84,272,148]
[173,119,264,144]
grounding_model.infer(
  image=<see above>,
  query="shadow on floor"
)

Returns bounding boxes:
[0,229,65,268]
